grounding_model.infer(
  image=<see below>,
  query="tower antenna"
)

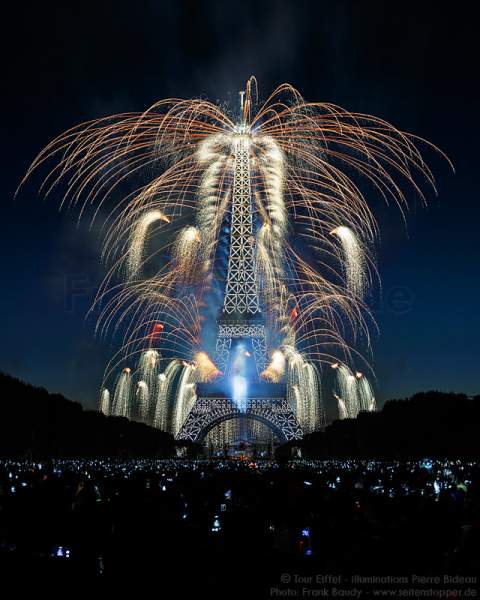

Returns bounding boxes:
[239,90,245,122]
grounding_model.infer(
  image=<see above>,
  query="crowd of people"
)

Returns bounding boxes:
[0,458,479,592]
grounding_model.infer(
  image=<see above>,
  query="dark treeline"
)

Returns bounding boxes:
[2,375,478,460]
[0,373,174,458]
[300,391,480,459]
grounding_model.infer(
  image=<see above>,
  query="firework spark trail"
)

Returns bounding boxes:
[154,360,181,430]
[136,380,149,421]
[95,294,200,385]
[173,363,196,436]
[126,210,170,279]
[196,134,231,266]
[154,373,168,430]
[356,372,377,412]
[304,361,325,430]
[99,388,110,416]
[282,345,325,432]
[137,349,159,420]
[112,368,132,418]
[254,135,287,327]
[330,225,367,297]
[172,226,201,284]
[332,363,360,419]
[334,394,349,420]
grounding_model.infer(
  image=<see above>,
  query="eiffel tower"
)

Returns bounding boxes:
[177,101,302,446]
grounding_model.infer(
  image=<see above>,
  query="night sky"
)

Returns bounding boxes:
[2,0,478,409]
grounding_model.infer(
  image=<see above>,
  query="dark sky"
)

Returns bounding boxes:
[2,0,478,409]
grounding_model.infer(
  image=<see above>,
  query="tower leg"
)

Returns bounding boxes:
[251,331,268,374]
[214,336,232,373]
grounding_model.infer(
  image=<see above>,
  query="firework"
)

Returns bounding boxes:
[173,364,196,436]
[334,394,349,420]
[332,363,360,419]
[356,372,377,412]
[193,351,221,382]
[21,77,447,435]
[260,350,286,383]
[99,388,110,416]
[330,226,368,298]
[136,380,149,421]
[127,210,170,279]
[173,226,202,285]
[154,360,182,430]
[112,368,132,418]
[285,346,324,432]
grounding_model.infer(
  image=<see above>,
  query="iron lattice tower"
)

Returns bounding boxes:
[214,134,268,375]
[177,125,302,445]
[223,135,260,315]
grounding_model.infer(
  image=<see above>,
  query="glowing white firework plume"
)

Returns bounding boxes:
[196,134,231,266]
[334,394,349,420]
[331,226,367,298]
[154,360,182,430]
[173,363,197,436]
[138,349,159,379]
[127,210,170,279]
[136,380,149,421]
[356,372,377,412]
[112,368,132,418]
[99,388,110,416]
[285,346,325,433]
[173,226,201,284]
[332,363,360,419]
[255,136,287,326]
[137,349,159,413]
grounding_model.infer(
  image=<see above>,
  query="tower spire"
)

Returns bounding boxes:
[239,90,245,119]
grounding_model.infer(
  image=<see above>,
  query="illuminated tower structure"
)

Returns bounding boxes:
[177,108,303,446]
[213,131,268,375]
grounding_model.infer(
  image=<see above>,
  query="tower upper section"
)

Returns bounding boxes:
[222,135,261,315]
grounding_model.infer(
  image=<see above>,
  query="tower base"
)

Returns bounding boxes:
[176,396,303,443]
